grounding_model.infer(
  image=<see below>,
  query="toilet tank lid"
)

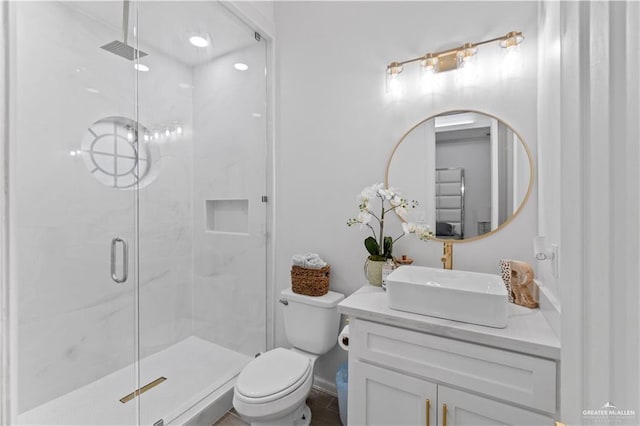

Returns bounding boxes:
[281,288,345,307]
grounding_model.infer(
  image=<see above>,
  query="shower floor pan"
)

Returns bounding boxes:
[18,336,250,425]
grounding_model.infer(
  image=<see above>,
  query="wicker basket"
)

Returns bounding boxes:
[291,265,330,296]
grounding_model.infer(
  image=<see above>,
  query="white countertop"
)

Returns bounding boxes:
[338,285,561,360]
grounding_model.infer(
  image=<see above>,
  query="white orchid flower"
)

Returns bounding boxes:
[357,211,372,225]
[390,195,404,207]
[360,185,378,201]
[357,194,370,208]
[395,206,408,219]
[402,222,417,234]
[379,188,395,200]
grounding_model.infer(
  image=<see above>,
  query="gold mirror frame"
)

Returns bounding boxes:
[385,109,535,244]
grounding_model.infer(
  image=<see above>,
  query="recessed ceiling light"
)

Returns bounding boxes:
[189,35,209,48]
[134,63,150,72]
[234,63,249,71]
[86,87,100,94]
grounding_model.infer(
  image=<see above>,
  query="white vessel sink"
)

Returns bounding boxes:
[386,265,508,328]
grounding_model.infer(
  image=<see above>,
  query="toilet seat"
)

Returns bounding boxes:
[235,348,312,404]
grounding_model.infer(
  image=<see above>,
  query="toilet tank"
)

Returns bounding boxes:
[280,288,345,355]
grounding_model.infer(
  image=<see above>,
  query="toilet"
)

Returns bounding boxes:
[233,288,345,426]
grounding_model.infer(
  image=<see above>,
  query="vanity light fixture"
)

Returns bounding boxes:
[385,30,524,94]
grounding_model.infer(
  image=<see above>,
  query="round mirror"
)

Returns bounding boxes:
[386,110,533,243]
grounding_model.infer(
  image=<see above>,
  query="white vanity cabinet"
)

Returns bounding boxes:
[347,318,557,426]
[350,360,437,426]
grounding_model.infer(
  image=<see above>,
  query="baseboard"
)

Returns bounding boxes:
[313,376,337,397]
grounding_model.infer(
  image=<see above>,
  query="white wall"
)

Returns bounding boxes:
[537,1,640,422]
[12,2,193,411]
[275,1,538,392]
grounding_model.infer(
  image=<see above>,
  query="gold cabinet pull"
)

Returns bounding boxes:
[426,399,430,426]
[442,403,448,426]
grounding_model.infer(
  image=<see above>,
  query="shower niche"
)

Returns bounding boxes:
[206,199,250,234]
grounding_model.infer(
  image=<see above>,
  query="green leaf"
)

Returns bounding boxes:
[383,236,393,259]
[364,236,380,256]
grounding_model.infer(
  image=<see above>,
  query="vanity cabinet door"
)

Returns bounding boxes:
[437,386,554,426]
[349,360,436,426]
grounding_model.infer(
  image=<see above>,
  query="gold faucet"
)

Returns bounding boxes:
[441,241,453,269]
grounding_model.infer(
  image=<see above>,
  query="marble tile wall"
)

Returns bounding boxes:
[14,2,193,412]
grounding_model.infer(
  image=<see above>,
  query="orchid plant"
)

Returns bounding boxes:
[347,183,419,261]
[401,221,436,242]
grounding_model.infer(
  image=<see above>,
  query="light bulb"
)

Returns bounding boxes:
[127,130,134,142]
[389,75,401,95]
[456,45,478,87]
[420,69,436,92]
[502,45,523,78]
[419,54,439,93]
[176,126,183,135]
[165,129,170,137]
[386,62,403,97]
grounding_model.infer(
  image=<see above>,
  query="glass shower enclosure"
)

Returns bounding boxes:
[7,1,268,424]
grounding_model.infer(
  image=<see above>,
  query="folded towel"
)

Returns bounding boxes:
[292,254,307,267]
[292,253,327,269]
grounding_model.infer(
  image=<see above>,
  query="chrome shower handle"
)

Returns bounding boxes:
[111,237,128,283]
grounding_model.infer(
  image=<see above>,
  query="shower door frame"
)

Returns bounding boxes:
[223,1,276,354]
[1,0,14,424]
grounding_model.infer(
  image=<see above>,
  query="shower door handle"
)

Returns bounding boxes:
[111,237,128,283]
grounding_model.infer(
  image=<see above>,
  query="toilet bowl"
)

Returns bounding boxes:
[233,289,344,426]
[233,348,317,426]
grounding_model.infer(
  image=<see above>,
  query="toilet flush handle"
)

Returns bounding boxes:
[279,298,289,306]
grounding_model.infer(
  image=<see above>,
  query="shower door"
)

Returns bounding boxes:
[135,2,268,423]
[12,1,141,424]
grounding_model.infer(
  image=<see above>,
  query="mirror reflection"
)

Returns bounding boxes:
[386,111,532,242]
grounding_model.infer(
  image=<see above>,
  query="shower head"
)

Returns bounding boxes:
[100,0,148,61]
[101,40,147,61]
